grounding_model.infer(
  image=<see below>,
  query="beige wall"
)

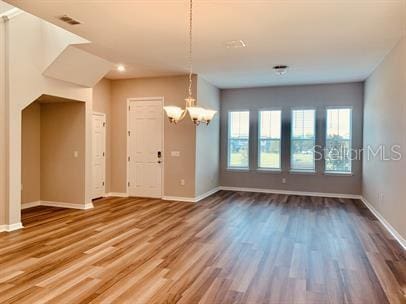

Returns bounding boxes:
[220,83,364,195]
[195,77,220,196]
[110,75,197,197]
[363,37,406,240]
[93,78,112,193]
[40,102,86,205]
[3,11,93,226]
[21,102,41,204]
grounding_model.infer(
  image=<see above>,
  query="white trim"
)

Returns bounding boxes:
[162,196,196,203]
[21,201,41,209]
[104,192,128,198]
[0,8,22,20]
[0,222,23,232]
[21,200,95,210]
[127,97,165,198]
[194,187,221,202]
[40,201,94,210]
[163,187,220,203]
[227,110,250,170]
[92,112,106,199]
[360,197,406,250]
[290,108,317,172]
[219,186,361,199]
[325,107,353,174]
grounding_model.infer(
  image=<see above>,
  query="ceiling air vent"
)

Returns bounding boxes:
[58,15,82,25]
[273,65,289,76]
[225,40,247,49]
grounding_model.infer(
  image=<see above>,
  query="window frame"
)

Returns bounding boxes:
[324,106,353,175]
[289,108,317,173]
[257,109,282,171]
[227,110,250,170]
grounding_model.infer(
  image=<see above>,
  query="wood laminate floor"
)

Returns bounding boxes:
[0,191,405,304]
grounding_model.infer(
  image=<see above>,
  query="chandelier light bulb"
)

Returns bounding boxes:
[163,106,184,123]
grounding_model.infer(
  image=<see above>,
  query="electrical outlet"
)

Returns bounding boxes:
[282,178,286,184]
[171,151,180,157]
[379,193,384,204]
[180,179,185,186]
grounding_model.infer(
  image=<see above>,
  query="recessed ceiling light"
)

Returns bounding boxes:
[273,65,289,75]
[225,40,246,48]
[117,64,126,72]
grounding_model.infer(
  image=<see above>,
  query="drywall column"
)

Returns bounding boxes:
[85,94,93,206]
[195,77,220,197]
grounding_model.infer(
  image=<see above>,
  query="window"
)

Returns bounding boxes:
[325,108,352,173]
[291,109,316,171]
[258,110,281,170]
[228,111,249,169]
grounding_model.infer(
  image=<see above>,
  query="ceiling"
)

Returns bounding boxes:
[4,0,406,89]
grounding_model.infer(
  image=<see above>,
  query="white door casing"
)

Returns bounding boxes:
[92,113,106,199]
[128,98,163,198]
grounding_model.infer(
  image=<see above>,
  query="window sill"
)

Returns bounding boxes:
[226,168,250,172]
[256,168,282,174]
[289,169,316,175]
[324,171,354,176]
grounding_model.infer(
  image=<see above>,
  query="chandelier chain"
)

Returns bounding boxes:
[188,0,193,98]
[162,0,216,125]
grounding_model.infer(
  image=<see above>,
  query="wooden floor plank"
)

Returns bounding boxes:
[0,191,404,303]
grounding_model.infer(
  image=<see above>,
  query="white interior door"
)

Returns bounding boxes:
[128,98,163,198]
[92,113,106,199]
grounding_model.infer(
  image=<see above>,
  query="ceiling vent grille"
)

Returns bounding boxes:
[58,15,81,25]
[225,40,246,49]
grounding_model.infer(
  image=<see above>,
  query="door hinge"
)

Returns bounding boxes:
[128,181,130,187]
[103,152,105,157]
[102,181,105,186]
[103,122,106,127]
[128,131,131,136]
[128,105,130,111]
[128,156,130,162]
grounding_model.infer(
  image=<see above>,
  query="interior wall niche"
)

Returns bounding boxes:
[21,95,86,208]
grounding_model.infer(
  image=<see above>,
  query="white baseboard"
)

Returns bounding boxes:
[162,196,196,202]
[219,186,361,199]
[360,197,406,250]
[22,200,94,210]
[194,187,221,202]
[105,192,128,198]
[21,201,41,209]
[163,187,221,203]
[41,201,94,210]
[0,222,24,232]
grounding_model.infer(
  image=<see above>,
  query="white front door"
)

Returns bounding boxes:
[92,113,106,199]
[128,98,163,198]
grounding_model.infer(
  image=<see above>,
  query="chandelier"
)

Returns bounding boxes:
[163,0,217,125]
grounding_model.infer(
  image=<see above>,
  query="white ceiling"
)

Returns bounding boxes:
[4,0,406,89]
